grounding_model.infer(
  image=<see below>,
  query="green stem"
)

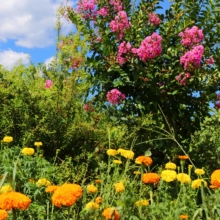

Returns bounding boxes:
[12,209,17,220]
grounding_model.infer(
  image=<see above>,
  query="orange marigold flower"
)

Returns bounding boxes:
[52,183,82,208]
[178,155,189,160]
[135,156,153,166]
[211,170,220,187]
[95,196,102,204]
[0,209,8,220]
[87,184,98,194]
[179,214,189,219]
[45,185,60,193]
[95,180,101,184]
[114,182,125,193]
[142,173,160,184]
[102,207,120,220]
[209,185,219,189]
[0,192,31,210]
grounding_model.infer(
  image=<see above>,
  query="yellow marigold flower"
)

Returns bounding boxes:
[45,185,60,193]
[165,162,177,170]
[188,165,193,169]
[134,171,141,175]
[135,156,153,166]
[191,179,207,189]
[21,148,35,156]
[178,155,189,160]
[0,185,13,194]
[95,196,102,204]
[0,209,8,220]
[2,136,13,143]
[117,149,134,160]
[113,160,122,164]
[142,173,160,184]
[114,182,125,193]
[107,149,118,156]
[0,192,31,210]
[177,173,191,184]
[87,184,98,194]
[85,201,99,210]
[135,199,149,207]
[211,169,220,187]
[194,168,205,175]
[161,170,177,182]
[95,179,101,184]
[34,142,43,147]
[102,207,120,220]
[52,183,82,207]
[179,214,189,220]
[36,178,51,187]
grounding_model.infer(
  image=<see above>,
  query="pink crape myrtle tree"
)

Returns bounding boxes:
[59,0,220,149]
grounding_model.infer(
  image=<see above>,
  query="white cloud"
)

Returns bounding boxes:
[45,56,56,69]
[0,0,74,48]
[0,49,30,69]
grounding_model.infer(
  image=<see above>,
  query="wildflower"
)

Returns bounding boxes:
[106,89,126,105]
[210,170,220,187]
[21,147,35,156]
[191,179,207,189]
[195,168,205,175]
[95,196,102,204]
[114,182,125,193]
[45,185,60,193]
[0,209,8,220]
[142,173,160,184]
[165,162,177,170]
[36,178,51,187]
[87,184,98,194]
[95,179,101,184]
[179,214,189,220]
[177,173,191,184]
[0,185,13,194]
[2,136,13,143]
[45,79,52,89]
[102,207,120,220]
[107,149,118,156]
[85,201,99,210]
[0,192,31,210]
[135,156,153,166]
[113,160,122,164]
[34,142,43,147]
[178,155,190,160]
[135,199,149,207]
[117,149,134,159]
[134,171,141,175]
[52,183,82,208]
[161,170,177,182]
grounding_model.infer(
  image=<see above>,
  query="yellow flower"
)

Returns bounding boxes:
[135,156,153,166]
[34,142,43,147]
[135,199,149,207]
[179,214,189,220]
[52,183,82,208]
[0,185,13,194]
[188,165,193,169]
[114,182,125,193]
[95,196,102,204]
[36,178,51,187]
[107,149,118,156]
[177,173,191,184]
[21,148,35,156]
[117,149,134,159]
[113,160,122,164]
[0,209,8,220]
[0,192,31,210]
[194,168,205,175]
[142,173,160,184]
[87,184,98,194]
[85,201,99,210]
[134,171,141,175]
[165,162,177,170]
[191,179,207,189]
[161,170,177,182]
[210,170,220,187]
[2,136,13,143]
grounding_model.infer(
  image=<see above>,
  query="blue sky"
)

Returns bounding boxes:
[0,0,170,69]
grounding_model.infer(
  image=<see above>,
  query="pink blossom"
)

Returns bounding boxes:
[179,26,204,47]
[175,74,182,81]
[77,0,97,19]
[117,41,132,65]
[45,80,52,89]
[148,13,161,26]
[205,56,215,65]
[110,0,123,11]
[97,7,108,16]
[106,88,126,104]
